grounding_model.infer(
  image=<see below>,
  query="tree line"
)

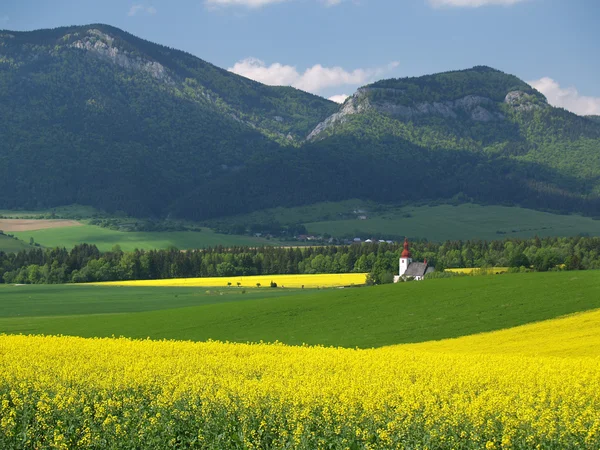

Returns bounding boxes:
[2,236,600,285]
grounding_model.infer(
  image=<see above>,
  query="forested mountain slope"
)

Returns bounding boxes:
[1,26,599,220]
[0,25,336,216]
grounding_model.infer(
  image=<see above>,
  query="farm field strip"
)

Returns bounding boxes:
[11,224,287,251]
[2,311,600,449]
[445,267,509,274]
[2,272,600,347]
[409,307,600,357]
[94,273,368,288]
[0,219,82,232]
[304,203,600,241]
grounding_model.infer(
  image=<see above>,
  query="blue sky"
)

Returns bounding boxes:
[1,0,599,114]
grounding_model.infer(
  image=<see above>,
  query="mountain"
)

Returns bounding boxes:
[0,25,337,216]
[588,116,600,124]
[1,26,600,221]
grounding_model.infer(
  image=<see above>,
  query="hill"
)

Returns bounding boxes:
[1,26,600,221]
[0,25,336,217]
[10,224,289,252]
[0,234,30,253]
[410,308,600,357]
[2,271,600,347]
[208,201,600,241]
[587,115,600,124]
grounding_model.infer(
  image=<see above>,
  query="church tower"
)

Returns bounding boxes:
[399,238,412,276]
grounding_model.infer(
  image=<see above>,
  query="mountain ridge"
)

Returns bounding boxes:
[1,24,599,221]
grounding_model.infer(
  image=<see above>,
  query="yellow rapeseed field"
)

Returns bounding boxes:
[445,267,509,275]
[94,273,368,288]
[408,308,600,358]
[2,311,600,448]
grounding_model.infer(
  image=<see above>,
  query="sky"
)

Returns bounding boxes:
[1,0,599,114]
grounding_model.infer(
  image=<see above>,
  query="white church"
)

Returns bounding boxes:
[393,238,434,282]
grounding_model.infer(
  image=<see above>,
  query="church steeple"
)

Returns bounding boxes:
[399,238,413,277]
[401,238,412,258]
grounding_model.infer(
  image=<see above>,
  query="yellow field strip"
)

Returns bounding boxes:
[2,310,600,448]
[406,308,600,358]
[93,273,368,288]
[445,266,509,274]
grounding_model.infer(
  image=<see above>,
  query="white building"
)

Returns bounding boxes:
[393,238,434,282]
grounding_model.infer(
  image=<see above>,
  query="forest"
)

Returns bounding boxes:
[1,236,598,285]
[1,26,600,221]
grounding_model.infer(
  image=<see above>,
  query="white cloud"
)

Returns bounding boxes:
[128,4,157,16]
[429,0,526,7]
[328,94,350,104]
[205,0,288,8]
[229,58,399,94]
[322,0,347,5]
[529,77,600,116]
[205,0,349,8]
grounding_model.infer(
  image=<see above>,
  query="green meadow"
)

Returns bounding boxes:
[306,204,600,241]
[11,225,282,252]
[0,234,30,252]
[2,271,599,348]
[213,201,600,241]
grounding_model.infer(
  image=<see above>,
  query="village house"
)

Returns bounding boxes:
[393,238,434,282]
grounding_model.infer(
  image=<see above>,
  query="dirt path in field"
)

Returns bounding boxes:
[0,219,83,232]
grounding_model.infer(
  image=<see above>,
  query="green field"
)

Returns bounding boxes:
[211,200,600,241]
[2,271,599,347]
[306,204,600,241]
[0,234,30,252]
[11,225,285,252]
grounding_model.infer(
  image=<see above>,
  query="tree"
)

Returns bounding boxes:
[217,262,236,277]
[509,252,530,268]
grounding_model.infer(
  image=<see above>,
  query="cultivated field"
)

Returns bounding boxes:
[411,308,600,357]
[95,273,367,289]
[1,307,599,448]
[2,271,599,346]
[445,267,509,274]
[306,204,600,241]
[219,200,600,241]
[1,273,600,447]
[11,224,287,252]
[0,219,82,232]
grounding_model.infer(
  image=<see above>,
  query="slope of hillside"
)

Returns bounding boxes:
[587,115,600,124]
[1,26,600,221]
[2,272,600,347]
[0,234,30,253]
[0,25,336,217]
[302,67,600,216]
[409,307,600,358]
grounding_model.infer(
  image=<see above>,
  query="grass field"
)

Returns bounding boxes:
[2,271,600,347]
[11,224,287,251]
[0,234,30,252]
[206,200,600,241]
[306,203,600,241]
[2,272,600,447]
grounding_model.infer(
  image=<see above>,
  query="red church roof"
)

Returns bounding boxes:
[401,238,412,258]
